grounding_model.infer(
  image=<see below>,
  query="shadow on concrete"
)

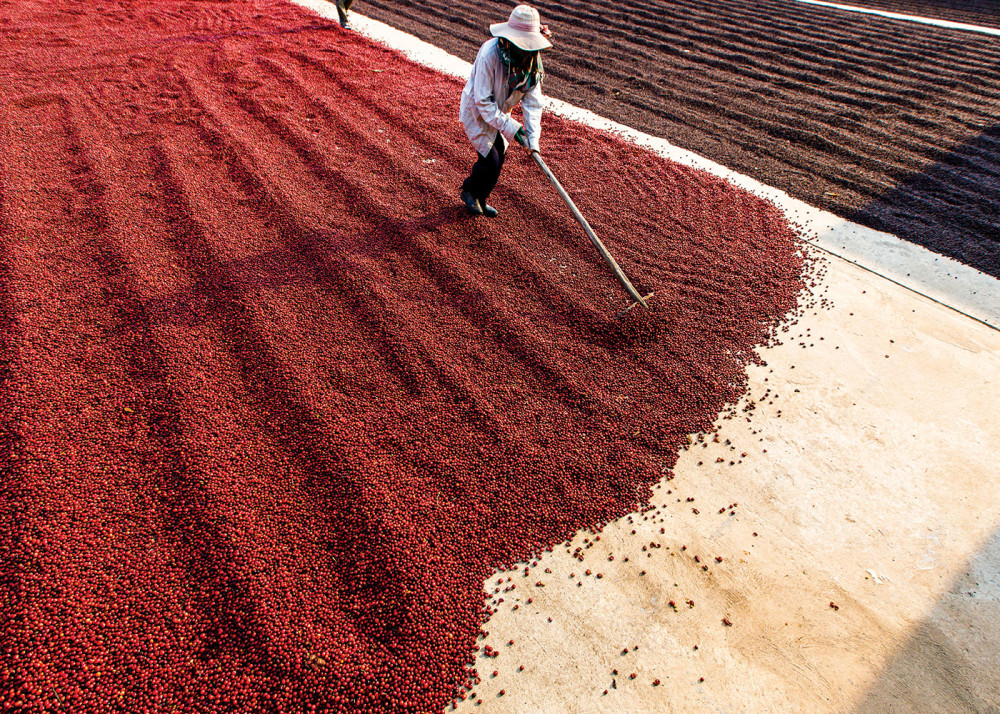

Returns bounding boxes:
[847,123,1000,280]
[853,526,1000,713]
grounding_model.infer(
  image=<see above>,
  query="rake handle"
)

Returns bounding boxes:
[531,151,649,309]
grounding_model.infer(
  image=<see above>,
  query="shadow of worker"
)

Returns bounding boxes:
[853,525,1000,713]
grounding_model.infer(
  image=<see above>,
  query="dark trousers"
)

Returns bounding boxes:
[461,133,506,202]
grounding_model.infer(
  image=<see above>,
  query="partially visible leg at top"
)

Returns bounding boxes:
[335,0,353,28]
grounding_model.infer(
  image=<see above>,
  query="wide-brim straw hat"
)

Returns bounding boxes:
[490,5,552,51]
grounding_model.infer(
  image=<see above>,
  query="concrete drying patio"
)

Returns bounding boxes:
[289,4,1000,711]
[454,251,1000,712]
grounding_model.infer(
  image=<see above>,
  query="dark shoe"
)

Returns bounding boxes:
[461,190,483,216]
[480,201,498,218]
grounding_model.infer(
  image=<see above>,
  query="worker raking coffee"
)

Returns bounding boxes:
[459,5,553,218]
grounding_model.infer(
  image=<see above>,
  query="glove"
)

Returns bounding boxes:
[514,128,529,148]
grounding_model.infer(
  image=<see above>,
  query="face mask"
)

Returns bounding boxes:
[503,39,536,68]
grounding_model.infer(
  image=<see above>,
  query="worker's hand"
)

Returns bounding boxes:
[514,128,530,149]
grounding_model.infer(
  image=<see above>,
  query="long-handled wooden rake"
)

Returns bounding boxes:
[532,151,654,317]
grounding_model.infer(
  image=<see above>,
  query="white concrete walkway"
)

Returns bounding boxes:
[791,0,1000,37]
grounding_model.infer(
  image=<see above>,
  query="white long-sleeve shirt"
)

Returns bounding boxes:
[459,38,544,155]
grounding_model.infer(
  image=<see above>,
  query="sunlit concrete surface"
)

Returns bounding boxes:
[454,253,1000,712]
